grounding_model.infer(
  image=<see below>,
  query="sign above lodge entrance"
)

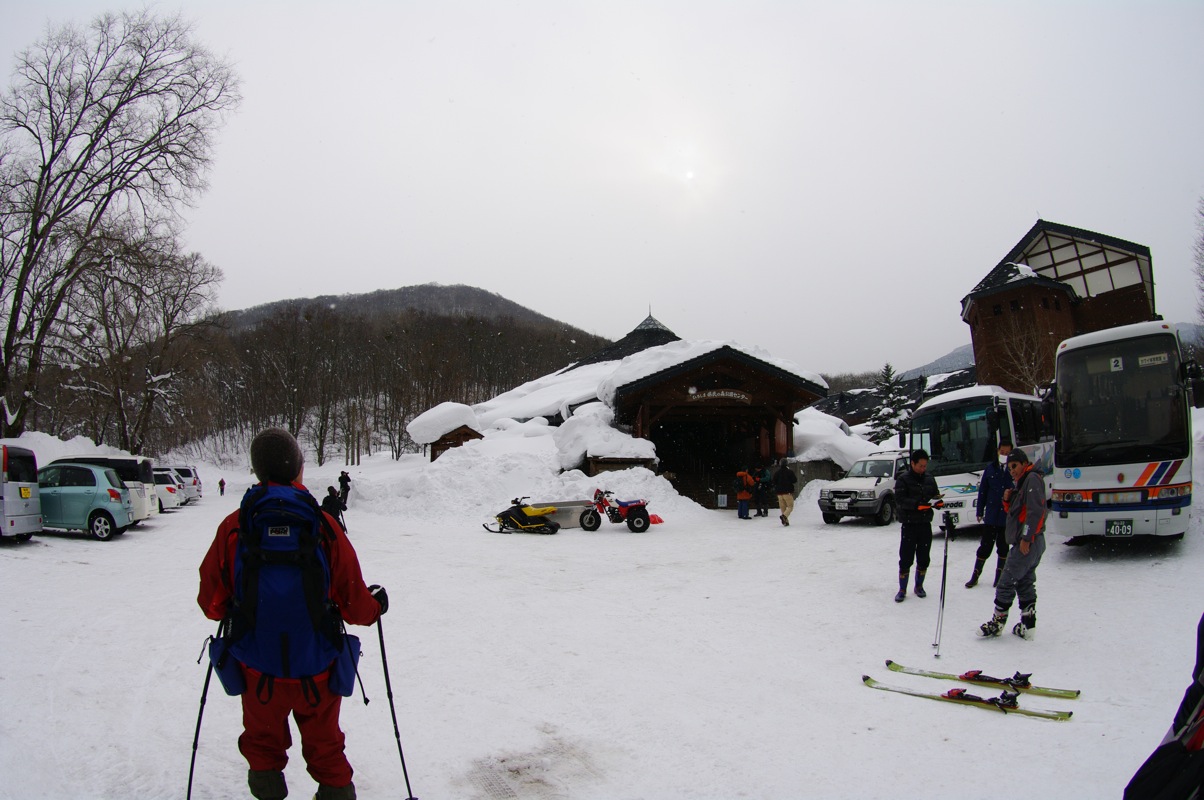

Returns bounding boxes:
[687,388,751,404]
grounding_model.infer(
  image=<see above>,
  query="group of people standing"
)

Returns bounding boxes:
[734,460,798,526]
[891,442,1047,639]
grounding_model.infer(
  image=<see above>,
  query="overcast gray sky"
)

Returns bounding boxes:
[4,1,1203,375]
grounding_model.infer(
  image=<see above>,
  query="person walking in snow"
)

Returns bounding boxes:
[773,459,797,526]
[218,477,226,496]
[967,440,1014,588]
[734,467,755,519]
[338,470,351,505]
[893,449,943,602]
[978,449,1047,639]
[197,429,387,800]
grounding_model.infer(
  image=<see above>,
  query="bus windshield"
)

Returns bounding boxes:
[1055,332,1189,466]
[909,399,1001,478]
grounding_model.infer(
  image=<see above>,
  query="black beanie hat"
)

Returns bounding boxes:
[250,427,303,484]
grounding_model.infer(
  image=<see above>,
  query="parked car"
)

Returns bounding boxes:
[50,456,155,524]
[37,462,133,540]
[152,470,183,512]
[0,444,42,541]
[167,465,202,503]
[817,449,910,526]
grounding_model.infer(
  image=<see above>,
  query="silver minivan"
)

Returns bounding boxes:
[0,444,41,541]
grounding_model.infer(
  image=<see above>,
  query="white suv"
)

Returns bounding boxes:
[817,450,909,526]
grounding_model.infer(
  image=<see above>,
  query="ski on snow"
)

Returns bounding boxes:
[885,659,1081,699]
[862,675,1073,720]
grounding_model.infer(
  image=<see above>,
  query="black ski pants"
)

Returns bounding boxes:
[898,521,933,574]
[975,524,1007,561]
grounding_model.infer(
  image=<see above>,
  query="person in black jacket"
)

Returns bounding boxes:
[967,440,1014,588]
[892,448,943,602]
[772,459,798,526]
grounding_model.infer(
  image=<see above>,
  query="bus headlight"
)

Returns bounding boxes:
[1052,490,1085,503]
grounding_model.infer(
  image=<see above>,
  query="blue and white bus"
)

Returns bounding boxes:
[906,385,1053,526]
[1047,321,1202,540]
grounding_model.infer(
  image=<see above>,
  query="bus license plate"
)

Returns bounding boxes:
[19,486,30,499]
[1105,519,1134,537]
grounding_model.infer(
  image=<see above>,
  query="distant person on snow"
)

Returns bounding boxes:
[734,467,755,520]
[978,449,1046,639]
[218,477,226,496]
[892,449,943,602]
[197,428,387,800]
[338,470,351,505]
[772,459,797,526]
[322,485,347,529]
[753,463,772,517]
[967,440,1014,588]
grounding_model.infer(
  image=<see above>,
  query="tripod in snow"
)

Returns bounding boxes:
[931,509,957,658]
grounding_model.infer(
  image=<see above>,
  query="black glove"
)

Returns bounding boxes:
[368,584,389,615]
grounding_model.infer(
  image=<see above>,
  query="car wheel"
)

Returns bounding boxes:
[89,511,117,541]
[159,499,165,513]
[580,509,601,531]
[626,509,651,533]
[874,497,895,526]
[14,533,32,542]
[822,512,842,524]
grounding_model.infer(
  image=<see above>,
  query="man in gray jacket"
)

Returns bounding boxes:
[979,449,1047,639]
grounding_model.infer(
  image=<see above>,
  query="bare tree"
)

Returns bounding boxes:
[0,10,240,435]
[54,227,222,452]
[992,310,1057,394]
[1195,198,1204,331]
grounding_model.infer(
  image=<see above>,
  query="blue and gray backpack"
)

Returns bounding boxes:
[227,484,344,684]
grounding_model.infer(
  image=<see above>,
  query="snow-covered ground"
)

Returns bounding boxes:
[2,416,1201,799]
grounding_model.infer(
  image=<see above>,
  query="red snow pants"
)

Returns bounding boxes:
[238,664,353,788]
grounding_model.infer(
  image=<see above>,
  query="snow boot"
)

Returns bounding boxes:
[979,607,1009,637]
[993,556,1007,588]
[965,556,986,588]
[894,572,908,603]
[248,769,287,800]
[913,569,927,598]
[1013,604,1036,640]
[314,782,356,800]
[780,514,787,526]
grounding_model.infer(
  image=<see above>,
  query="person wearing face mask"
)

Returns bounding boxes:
[966,440,1015,588]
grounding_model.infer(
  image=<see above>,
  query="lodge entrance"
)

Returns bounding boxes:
[609,345,825,509]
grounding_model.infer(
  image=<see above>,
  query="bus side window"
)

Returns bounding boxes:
[1012,401,1040,447]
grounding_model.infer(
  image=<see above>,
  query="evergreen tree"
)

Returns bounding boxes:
[868,363,914,444]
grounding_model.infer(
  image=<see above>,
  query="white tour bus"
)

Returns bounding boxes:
[904,385,1053,526]
[1047,320,1203,540]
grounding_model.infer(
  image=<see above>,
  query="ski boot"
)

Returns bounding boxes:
[965,556,986,588]
[248,770,287,800]
[314,782,357,800]
[913,569,927,598]
[1012,604,1036,640]
[979,608,1008,637]
[894,572,908,603]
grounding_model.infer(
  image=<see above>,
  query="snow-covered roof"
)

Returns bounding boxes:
[472,337,826,428]
[598,339,827,405]
[406,401,480,444]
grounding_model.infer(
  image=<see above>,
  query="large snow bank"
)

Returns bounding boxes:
[473,361,617,427]
[793,407,877,470]
[551,402,657,471]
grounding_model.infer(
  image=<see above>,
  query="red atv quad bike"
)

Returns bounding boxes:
[579,488,662,533]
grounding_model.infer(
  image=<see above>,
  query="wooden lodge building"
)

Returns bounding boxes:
[962,220,1159,394]
[564,316,827,506]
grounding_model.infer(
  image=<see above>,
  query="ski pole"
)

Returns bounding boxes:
[932,511,952,657]
[377,617,418,800]
[187,629,219,800]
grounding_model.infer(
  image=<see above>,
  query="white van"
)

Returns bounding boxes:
[1,444,42,541]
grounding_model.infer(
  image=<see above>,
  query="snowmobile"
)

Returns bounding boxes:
[483,497,561,534]
[579,488,660,533]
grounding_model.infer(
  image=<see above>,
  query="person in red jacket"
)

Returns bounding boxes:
[198,428,387,800]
